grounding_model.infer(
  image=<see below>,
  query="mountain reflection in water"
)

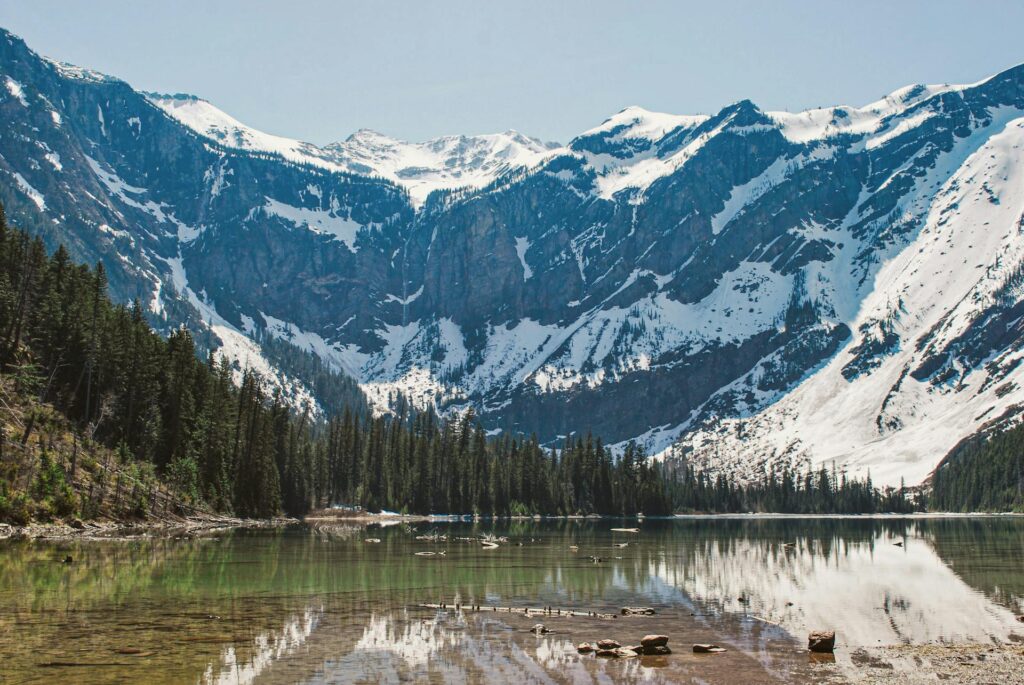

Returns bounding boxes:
[0,517,1020,684]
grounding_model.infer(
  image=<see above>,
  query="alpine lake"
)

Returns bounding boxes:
[0,516,1022,684]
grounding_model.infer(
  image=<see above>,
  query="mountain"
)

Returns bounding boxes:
[3,26,1024,487]
[146,93,560,207]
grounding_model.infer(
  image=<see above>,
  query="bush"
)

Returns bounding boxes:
[30,450,78,520]
[0,488,32,525]
[165,455,199,503]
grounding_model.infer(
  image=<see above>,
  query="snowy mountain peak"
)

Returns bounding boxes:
[146,93,560,207]
[581,105,710,141]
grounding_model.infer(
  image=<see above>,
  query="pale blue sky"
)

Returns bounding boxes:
[2,0,1022,144]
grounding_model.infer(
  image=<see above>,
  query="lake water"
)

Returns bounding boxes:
[0,516,1022,684]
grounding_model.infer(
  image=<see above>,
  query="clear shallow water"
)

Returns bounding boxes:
[0,517,1021,684]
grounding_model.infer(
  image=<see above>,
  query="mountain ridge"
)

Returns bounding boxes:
[4,25,1024,487]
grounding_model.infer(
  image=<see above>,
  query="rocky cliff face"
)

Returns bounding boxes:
[4,27,1024,485]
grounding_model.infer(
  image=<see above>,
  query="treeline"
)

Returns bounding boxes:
[668,463,921,514]
[321,412,673,515]
[931,422,1024,512]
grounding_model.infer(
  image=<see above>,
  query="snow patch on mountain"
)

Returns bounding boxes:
[4,76,27,106]
[262,197,364,251]
[10,171,44,210]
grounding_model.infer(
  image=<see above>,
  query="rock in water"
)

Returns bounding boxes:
[576,642,594,653]
[62,555,73,564]
[693,644,727,653]
[596,639,621,650]
[613,647,639,658]
[640,634,669,648]
[808,630,836,653]
[643,645,672,655]
[595,649,618,657]
[531,623,550,635]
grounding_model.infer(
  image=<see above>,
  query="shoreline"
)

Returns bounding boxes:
[4,509,1023,542]
[835,643,1024,684]
[0,513,295,541]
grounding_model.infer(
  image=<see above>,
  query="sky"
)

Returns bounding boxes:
[1,0,1022,145]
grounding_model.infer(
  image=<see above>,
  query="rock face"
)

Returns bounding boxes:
[6,26,1024,485]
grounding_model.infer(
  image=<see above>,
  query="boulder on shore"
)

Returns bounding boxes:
[808,630,836,653]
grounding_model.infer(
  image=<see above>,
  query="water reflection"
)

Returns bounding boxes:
[204,606,321,685]
[0,517,1020,684]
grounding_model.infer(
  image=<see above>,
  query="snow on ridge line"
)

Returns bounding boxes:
[145,93,561,208]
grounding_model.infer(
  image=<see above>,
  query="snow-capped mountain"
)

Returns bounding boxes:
[147,93,559,206]
[4,25,1024,487]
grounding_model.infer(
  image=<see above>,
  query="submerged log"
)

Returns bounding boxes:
[620,607,656,616]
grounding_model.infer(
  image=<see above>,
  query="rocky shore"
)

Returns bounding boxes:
[0,513,293,541]
[827,643,1024,684]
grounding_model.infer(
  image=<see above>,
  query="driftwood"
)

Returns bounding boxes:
[417,603,617,619]
[620,607,656,616]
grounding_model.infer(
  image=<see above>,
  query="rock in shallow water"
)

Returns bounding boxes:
[808,630,836,653]
[643,645,672,656]
[640,634,669,648]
